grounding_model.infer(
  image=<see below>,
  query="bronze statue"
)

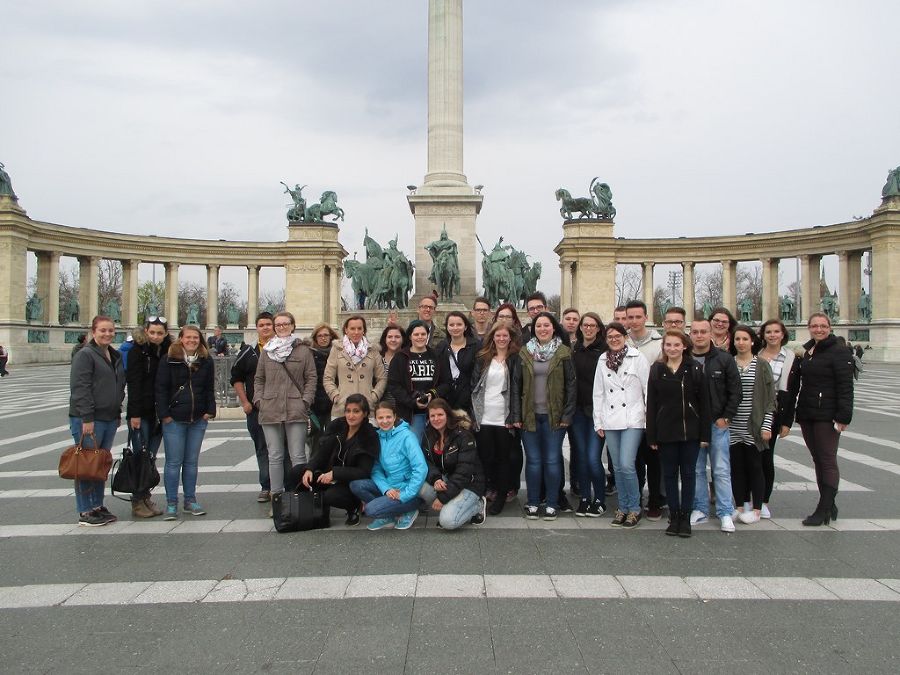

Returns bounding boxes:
[64,296,79,324]
[226,303,240,326]
[780,295,795,323]
[281,182,307,222]
[26,294,43,322]
[556,178,617,221]
[345,230,413,309]
[857,288,871,323]
[186,303,200,325]
[425,226,460,302]
[0,162,17,199]
[820,293,838,322]
[103,299,121,323]
[882,166,900,199]
[738,297,753,322]
[589,178,616,220]
[479,237,514,308]
[281,183,344,223]
[555,188,595,220]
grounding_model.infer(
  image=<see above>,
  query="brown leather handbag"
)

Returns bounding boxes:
[58,434,114,482]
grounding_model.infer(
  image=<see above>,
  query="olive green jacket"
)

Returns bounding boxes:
[520,344,577,432]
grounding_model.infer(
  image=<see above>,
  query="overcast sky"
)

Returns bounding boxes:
[3,0,899,299]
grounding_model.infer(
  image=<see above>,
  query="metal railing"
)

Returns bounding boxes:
[213,355,239,408]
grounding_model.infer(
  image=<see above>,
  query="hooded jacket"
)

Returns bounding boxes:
[155,341,216,423]
[646,358,711,446]
[126,335,173,420]
[253,338,317,425]
[69,340,126,422]
[371,420,429,503]
[520,342,576,431]
[307,417,380,484]
[790,334,854,425]
[421,411,485,502]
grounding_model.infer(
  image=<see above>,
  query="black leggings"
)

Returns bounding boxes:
[284,464,359,513]
[800,421,841,491]
[660,441,700,513]
[477,424,517,496]
[730,442,764,510]
[635,434,663,509]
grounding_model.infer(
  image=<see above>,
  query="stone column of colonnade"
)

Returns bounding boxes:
[799,254,821,322]
[681,262,695,318]
[165,262,179,327]
[641,262,654,319]
[247,265,259,325]
[78,256,100,323]
[35,251,60,325]
[206,264,219,330]
[761,257,779,322]
[721,259,736,313]
[122,259,139,327]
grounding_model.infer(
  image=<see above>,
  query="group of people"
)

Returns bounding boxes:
[66,292,854,536]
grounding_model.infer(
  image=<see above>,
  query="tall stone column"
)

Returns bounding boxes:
[721,259,736,313]
[206,264,219,329]
[837,251,852,324]
[799,254,821,322]
[642,262,655,321]
[847,252,862,322]
[871,231,900,322]
[247,265,259,325]
[78,256,99,324]
[122,259,139,327]
[682,261,695,319]
[328,264,341,325]
[408,0,481,305]
[36,251,61,324]
[165,262,179,328]
[761,257,779,322]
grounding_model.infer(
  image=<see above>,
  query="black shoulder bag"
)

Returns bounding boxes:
[110,428,161,500]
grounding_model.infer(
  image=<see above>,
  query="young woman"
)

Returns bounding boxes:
[350,400,428,531]
[493,303,523,333]
[592,321,650,529]
[788,312,854,526]
[387,320,450,442]
[324,315,386,421]
[710,307,737,351]
[470,322,522,515]
[253,311,317,497]
[155,324,216,520]
[68,316,126,527]
[309,322,339,430]
[646,331,710,537]
[434,311,480,414]
[571,312,607,517]
[755,319,797,518]
[519,312,576,521]
[0,343,8,376]
[378,324,407,375]
[729,326,776,525]
[420,399,487,529]
[125,316,172,518]
[286,394,380,526]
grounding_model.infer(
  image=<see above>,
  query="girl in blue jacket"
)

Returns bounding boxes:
[350,400,427,531]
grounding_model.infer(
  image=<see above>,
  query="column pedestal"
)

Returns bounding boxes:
[554,220,616,321]
[285,224,347,331]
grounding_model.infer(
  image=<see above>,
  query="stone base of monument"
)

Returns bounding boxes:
[338,305,470,339]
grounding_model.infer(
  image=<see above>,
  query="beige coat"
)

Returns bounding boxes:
[253,340,317,424]
[322,340,386,417]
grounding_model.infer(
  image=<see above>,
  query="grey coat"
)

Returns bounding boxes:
[68,341,126,422]
[253,340,318,424]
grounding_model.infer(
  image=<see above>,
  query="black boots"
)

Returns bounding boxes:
[803,485,837,526]
[665,511,693,538]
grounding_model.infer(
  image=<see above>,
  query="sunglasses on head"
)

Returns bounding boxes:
[146,316,168,325]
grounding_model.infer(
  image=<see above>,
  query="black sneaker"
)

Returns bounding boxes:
[622,512,640,529]
[345,510,360,526]
[575,499,590,517]
[665,516,680,536]
[557,495,574,513]
[488,499,505,516]
[605,482,617,496]
[524,505,540,520]
[96,506,118,524]
[610,510,626,527]
[78,510,109,527]
[587,500,606,518]
[543,507,558,521]
[471,496,487,525]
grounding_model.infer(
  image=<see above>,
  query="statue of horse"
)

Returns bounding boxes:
[431,251,460,302]
[305,191,345,222]
[482,256,514,307]
[344,260,369,310]
[520,262,542,306]
[555,188,595,220]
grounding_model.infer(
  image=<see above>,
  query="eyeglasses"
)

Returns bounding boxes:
[497,314,513,320]
[606,333,626,340]
[273,322,293,328]
[711,318,729,325]
[473,308,490,313]
[418,304,435,310]
[146,316,167,324]
[527,304,545,312]
[664,319,685,326]
[581,323,599,329]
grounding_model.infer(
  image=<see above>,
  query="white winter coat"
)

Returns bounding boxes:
[592,347,650,431]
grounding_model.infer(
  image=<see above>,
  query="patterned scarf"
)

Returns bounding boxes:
[342,335,370,365]
[263,335,296,363]
[526,336,561,362]
[605,346,627,372]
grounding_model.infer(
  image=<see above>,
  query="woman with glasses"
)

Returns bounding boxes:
[592,322,650,529]
[493,303,523,332]
[308,322,339,459]
[156,324,216,520]
[709,308,737,351]
[125,315,171,518]
[253,311,317,498]
[788,313,854,526]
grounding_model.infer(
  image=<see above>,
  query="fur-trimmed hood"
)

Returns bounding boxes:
[167,338,210,361]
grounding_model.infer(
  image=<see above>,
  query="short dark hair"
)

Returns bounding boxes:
[664,306,686,318]
[758,319,789,346]
[379,324,409,356]
[625,300,647,314]
[562,307,579,317]
[710,307,737,331]
[525,291,547,307]
[730,325,761,356]
[530,311,569,346]
[344,393,370,416]
[255,312,274,324]
[614,305,627,314]
[472,296,490,309]
[444,310,474,337]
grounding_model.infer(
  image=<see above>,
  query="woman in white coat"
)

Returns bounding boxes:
[593,321,650,529]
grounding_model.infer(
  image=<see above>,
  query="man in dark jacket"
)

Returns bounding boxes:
[210,327,229,356]
[688,318,742,532]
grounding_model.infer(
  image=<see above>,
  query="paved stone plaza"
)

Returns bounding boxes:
[1,365,899,673]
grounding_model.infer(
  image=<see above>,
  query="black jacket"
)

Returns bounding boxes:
[68,341,125,422]
[693,347,741,421]
[790,335,854,425]
[433,336,480,412]
[155,342,216,422]
[572,339,605,416]
[310,345,333,419]
[422,421,485,502]
[308,417,380,484]
[230,341,261,403]
[126,336,172,420]
[387,348,452,422]
[646,359,711,446]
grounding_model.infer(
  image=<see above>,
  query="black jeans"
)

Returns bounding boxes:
[635,433,663,509]
[660,440,700,513]
[477,424,517,497]
[730,442,764,510]
[284,464,358,513]
[800,421,841,491]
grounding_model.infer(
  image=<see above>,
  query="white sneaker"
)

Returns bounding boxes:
[738,510,760,524]
[760,504,771,519]
[689,510,708,525]
[720,515,736,533]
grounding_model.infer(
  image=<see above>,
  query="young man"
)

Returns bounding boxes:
[522,292,549,343]
[606,305,628,495]
[663,306,687,333]
[561,308,580,344]
[625,300,664,519]
[470,296,492,339]
[210,326,229,356]
[613,306,628,324]
[413,296,444,348]
[688,317,742,533]
[231,312,287,503]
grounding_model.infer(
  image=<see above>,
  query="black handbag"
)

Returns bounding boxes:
[272,487,331,533]
[110,429,161,501]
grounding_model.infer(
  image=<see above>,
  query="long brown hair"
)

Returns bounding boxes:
[477,322,521,368]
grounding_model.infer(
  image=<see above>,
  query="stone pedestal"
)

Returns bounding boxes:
[285,223,347,330]
[554,219,617,321]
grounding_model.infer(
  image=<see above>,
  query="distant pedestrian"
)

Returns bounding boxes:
[0,344,8,376]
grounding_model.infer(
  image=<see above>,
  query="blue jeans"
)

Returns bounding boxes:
[410,413,427,444]
[420,483,481,530]
[246,409,271,491]
[571,410,605,504]
[521,414,565,509]
[161,418,208,505]
[350,478,422,519]
[604,428,643,514]
[693,424,735,518]
[69,417,119,514]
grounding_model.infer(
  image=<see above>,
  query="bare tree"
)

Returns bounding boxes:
[615,266,643,306]
[652,286,669,325]
[137,280,165,324]
[218,282,247,327]
[178,282,207,327]
[258,289,285,314]
[736,263,762,320]
[59,268,79,324]
[98,259,123,316]
[546,294,561,315]
[695,268,723,313]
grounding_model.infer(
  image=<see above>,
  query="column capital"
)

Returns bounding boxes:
[246,264,260,273]
[206,263,220,271]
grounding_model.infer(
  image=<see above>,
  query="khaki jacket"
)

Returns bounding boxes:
[322,340,387,418]
[253,340,317,424]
